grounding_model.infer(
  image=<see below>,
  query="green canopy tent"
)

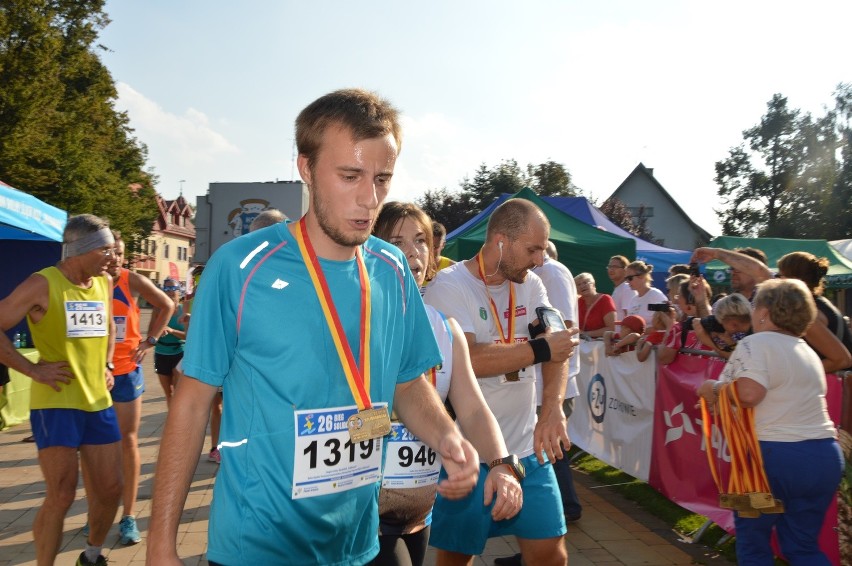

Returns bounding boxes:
[704,235,852,289]
[443,188,636,293]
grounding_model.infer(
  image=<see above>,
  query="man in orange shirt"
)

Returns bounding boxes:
[104,233,173,544]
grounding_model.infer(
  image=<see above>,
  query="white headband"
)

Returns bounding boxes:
[63,227,115,258]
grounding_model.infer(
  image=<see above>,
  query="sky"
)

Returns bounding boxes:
[99,0,851,237]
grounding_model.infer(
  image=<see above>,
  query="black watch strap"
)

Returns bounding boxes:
[489,455,525,481]
[106,361,115,371]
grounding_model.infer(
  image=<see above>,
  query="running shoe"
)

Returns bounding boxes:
[208,448,221,464]
[76,551,108,565]
[118,515,141,545]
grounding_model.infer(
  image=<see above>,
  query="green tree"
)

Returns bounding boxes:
[527,160,580,196]
[0,0,157,240]
[714,89,852,239]
[417,159,581,232]
[416,188,475,233]
[599,196,660,244]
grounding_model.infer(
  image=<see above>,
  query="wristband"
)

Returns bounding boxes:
[528,337,551,364]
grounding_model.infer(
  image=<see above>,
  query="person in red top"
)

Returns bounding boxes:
[104,233,173,544]
[574,272,616,338]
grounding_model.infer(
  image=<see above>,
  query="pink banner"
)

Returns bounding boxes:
[650,354,733,530]
[651,354,843,564]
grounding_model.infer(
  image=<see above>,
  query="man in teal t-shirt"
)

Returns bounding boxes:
[147,89,481,565]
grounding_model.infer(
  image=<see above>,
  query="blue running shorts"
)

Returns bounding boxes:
[110,365,145,402]
[31,407,121,450]
[429,453,567,555]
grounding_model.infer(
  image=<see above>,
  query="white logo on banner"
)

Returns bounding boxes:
[663,402,696,444]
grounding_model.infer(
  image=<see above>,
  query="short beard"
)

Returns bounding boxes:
[311,184,373,248]
[500,257,529,284]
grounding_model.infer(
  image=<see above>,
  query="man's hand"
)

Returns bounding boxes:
[690,247,718,264]
[105,368,115,391]
[28,360,73,391]
[483,466,523,521]
[435,435,480,500]
[542,327,580,363]
[132,341,154,363]
[533,405,570,464]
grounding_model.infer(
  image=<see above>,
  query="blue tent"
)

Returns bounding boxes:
[0,181,67,344]
[0,181,66,242]
[447,192,693,289]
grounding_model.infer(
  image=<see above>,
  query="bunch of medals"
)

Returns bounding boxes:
[701,382,784,518]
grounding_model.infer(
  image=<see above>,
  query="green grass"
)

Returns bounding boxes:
[570,449,738,562]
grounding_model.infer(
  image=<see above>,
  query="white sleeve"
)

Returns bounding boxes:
[423,275,477,335]
[542,265,577,324]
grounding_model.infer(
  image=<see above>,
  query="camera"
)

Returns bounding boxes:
[689,262,701,277]
[648,302,672,312]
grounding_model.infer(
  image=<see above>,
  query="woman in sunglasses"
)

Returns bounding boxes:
[624,261,667,326]
[154,278,186,408]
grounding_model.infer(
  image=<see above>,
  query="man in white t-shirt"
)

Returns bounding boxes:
[608,255,636,318]
[494,241,583,566]
[424,200,578,566]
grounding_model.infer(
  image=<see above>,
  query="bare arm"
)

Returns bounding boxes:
[446,319,521,520]
[534,356,569,465]
[637,339,654,362]
[584,310,616,338]
[691,247,772,284]
[0,274,72,390]
[394,375,479,500]
[129,271,174,361]
[105,287,116,390]
[804,320,852,373]
[690,275,713,318]
[147,376,217,564]
[466,327,577,377]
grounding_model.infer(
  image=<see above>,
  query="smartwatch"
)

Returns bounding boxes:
[489,455,526,481]
[106,362,115,372]
[146,336,158,346]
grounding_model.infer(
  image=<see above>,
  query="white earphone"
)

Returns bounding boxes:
[498,241,504,250]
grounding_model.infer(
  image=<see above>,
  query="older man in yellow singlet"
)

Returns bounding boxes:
[0,214,123,566]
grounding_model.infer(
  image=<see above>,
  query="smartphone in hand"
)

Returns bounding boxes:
[535,306,567,331]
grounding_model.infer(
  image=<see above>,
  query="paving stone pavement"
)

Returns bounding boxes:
[0,311,732,565]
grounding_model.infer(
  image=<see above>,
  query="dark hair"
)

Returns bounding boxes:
[372,201,436,281]
[668,264,691,276]
[777,251,830,296]
[735,247,768,266]
[432,221,447,240]
[678,280,710,305]
[295,89,402,168]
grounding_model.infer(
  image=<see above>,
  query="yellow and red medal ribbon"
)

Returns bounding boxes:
[701,381,773,498]
[476,252,515,343]
[295,218,373,410]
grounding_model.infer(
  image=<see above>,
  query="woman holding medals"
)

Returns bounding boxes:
[371,202,523,566]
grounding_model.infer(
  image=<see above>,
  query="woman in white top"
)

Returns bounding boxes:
[371,202,522,566]
[624,260,668,326]
[697,279,842,565]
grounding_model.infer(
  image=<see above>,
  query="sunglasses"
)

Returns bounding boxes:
[163,286,181,292]
[625,275,638,281]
